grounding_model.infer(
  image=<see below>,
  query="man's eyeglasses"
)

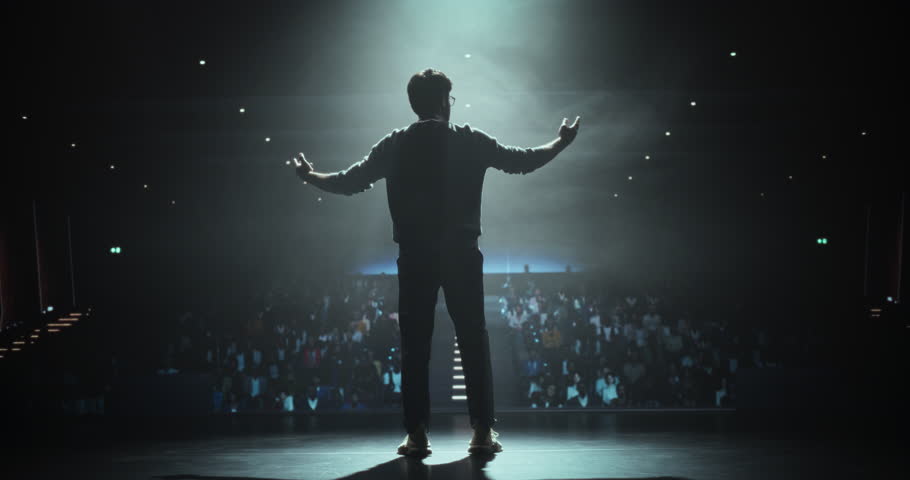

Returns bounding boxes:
[449,95,456,106]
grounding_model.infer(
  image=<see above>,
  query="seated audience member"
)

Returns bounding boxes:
[542,384,564,408]
[238,342,252,373]
[666,363,684,406]
[663,325,684,362]
[527,292,540,315]
[247,368,268,410]
[528,375,545,402]
[302,337,321,369]
[624,295,638,312]
[541,318,563,350]
[642,304,662,332]
[212,385,224,413]
[340,391,367,410]
[600,373,620,406]
[507,305,529,331]
[615,383,628,407]
[383,362,402,404]
[565,383,592,408]
[228,392,240,413]
[524,352,543,378]
[622,350,647,405]
[278,391,295,412]
[594,367,609,398]
[252,345,263,368]
[308,375,333,404]
[301,385,322,412]
[602,324,625,367]
[622,350,646,384]
[566,371,583,401]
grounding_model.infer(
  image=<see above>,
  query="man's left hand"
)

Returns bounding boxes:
[292,152,314,181]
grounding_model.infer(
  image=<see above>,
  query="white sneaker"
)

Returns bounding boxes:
[397,432,432,457]
[468,428,502,454]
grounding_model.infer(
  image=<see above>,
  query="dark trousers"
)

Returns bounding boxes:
[396,242,497,434]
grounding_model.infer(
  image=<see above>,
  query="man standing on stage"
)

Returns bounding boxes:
[292,68,580,456]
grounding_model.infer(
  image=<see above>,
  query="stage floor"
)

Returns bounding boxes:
[5,410,906,480]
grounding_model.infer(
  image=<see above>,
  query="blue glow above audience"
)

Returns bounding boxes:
[355,253,584,275]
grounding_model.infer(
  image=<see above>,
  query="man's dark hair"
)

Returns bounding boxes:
[407,68,452,118]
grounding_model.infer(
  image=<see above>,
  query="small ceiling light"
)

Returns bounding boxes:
[861,131,867,136]
[199,59,206,65]
[613,193,619,198]
[317,197,322,202]
[628,176,633,181]
[644,155,650,160]
[730,51,737,57]
[788,175,793,180]
[265,137,271,142]
[464,53,472,58]
[110,164,115,170]
[465,104,471,108]
[171,200,176,205]
[690,101,696,106]
[71,143,76,148]
[665,131,671,136]
[239,107,245,113]
[143,184,148,189]
[22,115,28,120]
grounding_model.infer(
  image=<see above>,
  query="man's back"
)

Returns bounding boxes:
[383,119,553,248]
[386,119,488,247]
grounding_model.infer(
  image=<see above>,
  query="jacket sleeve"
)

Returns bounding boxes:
[472,126,549,175]
[323,130,398,195]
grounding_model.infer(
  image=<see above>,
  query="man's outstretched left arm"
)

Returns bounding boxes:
[293,131,397,196]
[300,167,375,196]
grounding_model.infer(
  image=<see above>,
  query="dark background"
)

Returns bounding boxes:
[6,1,896,321]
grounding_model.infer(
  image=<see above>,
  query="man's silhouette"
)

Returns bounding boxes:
[292,68,580,455]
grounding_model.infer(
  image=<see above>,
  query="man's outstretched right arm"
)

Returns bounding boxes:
[479,116,581,175]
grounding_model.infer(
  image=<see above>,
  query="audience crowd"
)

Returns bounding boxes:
[500,277,785,409]
[144,272,793,414]
[153,274,403,413]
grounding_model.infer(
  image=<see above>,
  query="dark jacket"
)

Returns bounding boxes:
[316,120,553,247]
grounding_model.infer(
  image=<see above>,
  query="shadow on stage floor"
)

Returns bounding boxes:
[11,409,904,479]
[155,454,691,480]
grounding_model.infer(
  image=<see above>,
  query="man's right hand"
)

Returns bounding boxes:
[292,152,314,182]
[558,116,581,145]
